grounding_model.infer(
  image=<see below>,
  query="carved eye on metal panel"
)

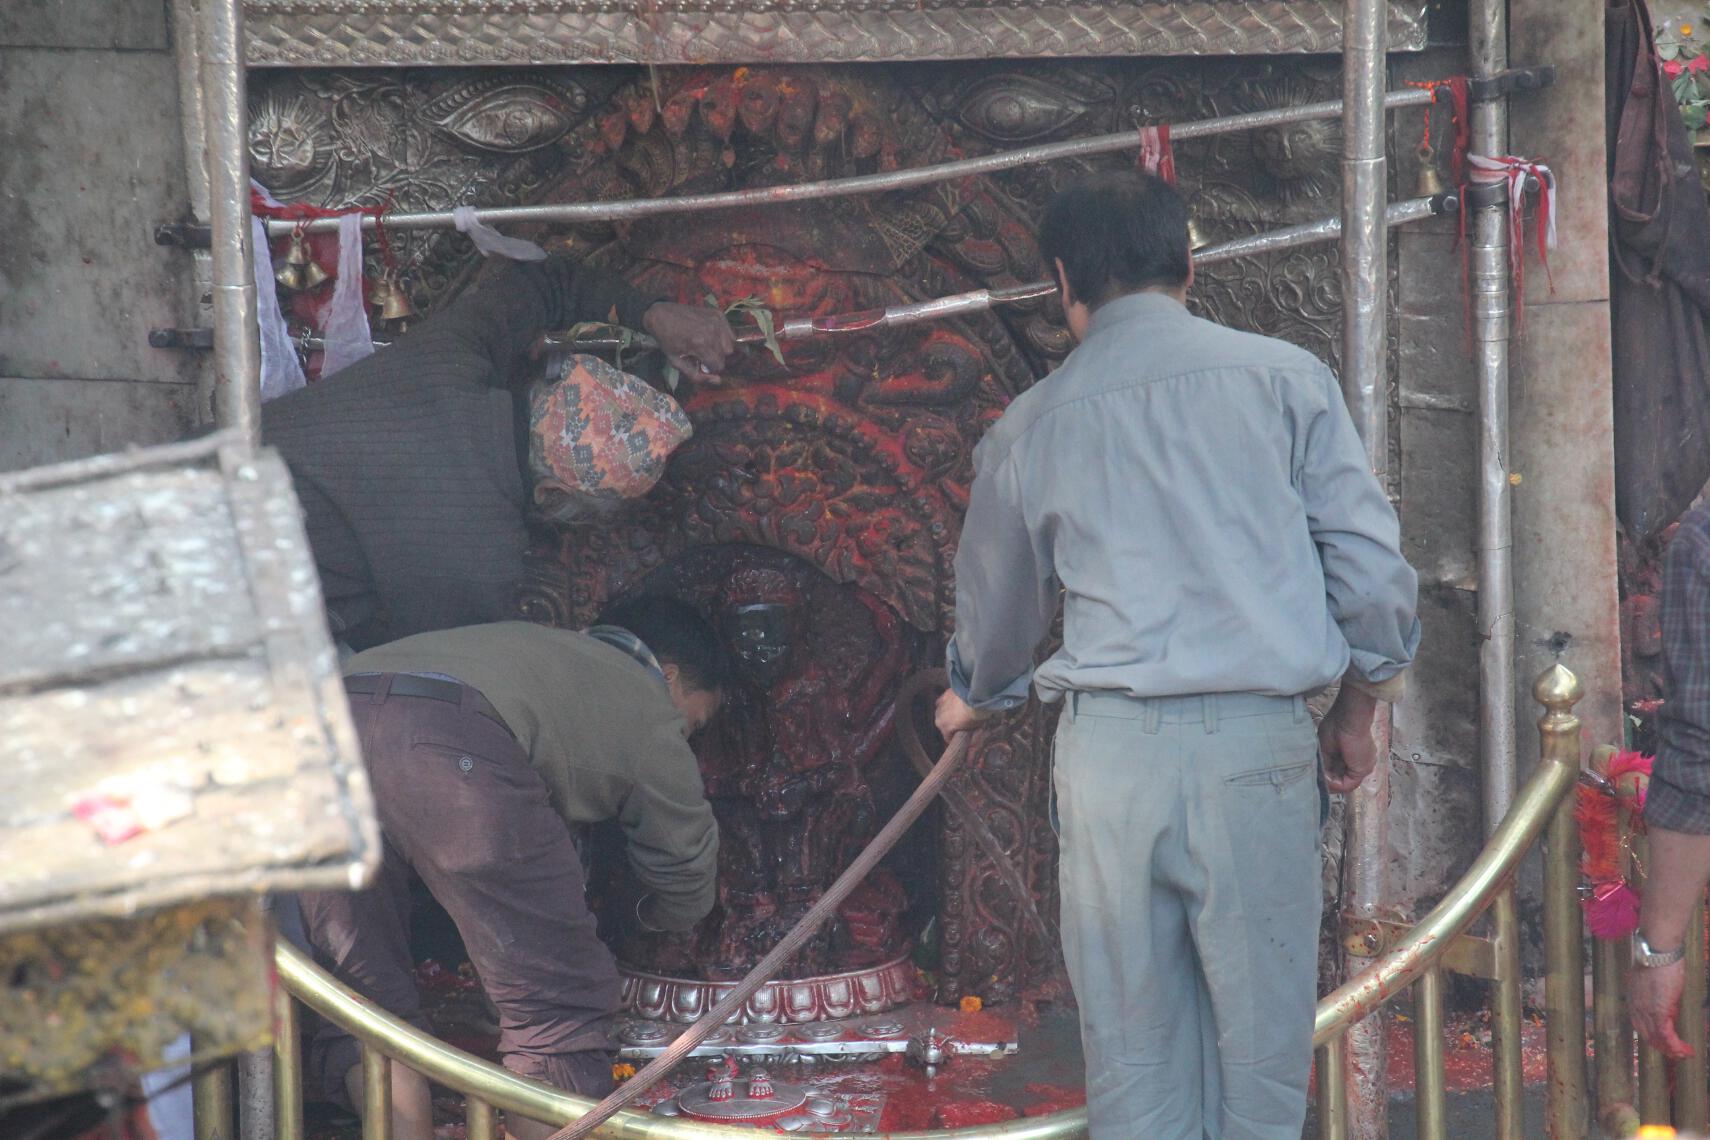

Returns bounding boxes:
[955,75,1091,143]
[433,87,579,153]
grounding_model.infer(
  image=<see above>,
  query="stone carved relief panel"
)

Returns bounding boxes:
[250,58,1353,1003]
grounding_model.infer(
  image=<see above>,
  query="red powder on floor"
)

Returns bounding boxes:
[933,1100,1021,1126]
[1021,1081,1088,1116]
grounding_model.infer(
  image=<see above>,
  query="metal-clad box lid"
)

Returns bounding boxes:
[0,433,378,935]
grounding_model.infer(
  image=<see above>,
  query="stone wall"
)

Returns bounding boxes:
[0,0,206,472]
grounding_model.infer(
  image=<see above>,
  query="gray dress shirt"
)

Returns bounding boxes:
[948,291,1420,709]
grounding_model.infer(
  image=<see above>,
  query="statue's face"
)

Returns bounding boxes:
[725,602,796,686]
[1253,121,1337,182]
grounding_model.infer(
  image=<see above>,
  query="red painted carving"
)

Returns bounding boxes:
[512,65,1073,1004]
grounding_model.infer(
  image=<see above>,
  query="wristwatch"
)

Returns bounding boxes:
[1635,931,1687,968]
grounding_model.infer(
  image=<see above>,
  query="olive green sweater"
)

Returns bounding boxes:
[346,621,717,931]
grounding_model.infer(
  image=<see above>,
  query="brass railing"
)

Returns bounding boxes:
[1313,664,1586,1140]
[212,666,1592,1139]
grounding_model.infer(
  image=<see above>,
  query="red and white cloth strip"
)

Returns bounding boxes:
[252,186,393,382]
[1138,124,1177,186]
[1465,153,1558,307]
[251,182,309,401]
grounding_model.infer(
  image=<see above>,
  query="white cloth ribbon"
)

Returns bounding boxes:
[250,181,308,402]
[1467,153,1558,251]
[453,205,547,261]
[319,211,376,379]
[1465,153,1558,311]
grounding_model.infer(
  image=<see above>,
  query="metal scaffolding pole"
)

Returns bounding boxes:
[262,88,1435,237]
[1468,0,1522,1135]
[1339,0,1391,1132]
[201,0,274,1127]
[276,193,1450,359]
[201,0,261,446]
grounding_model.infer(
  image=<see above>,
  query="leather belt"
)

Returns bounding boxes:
[344,673,513,737]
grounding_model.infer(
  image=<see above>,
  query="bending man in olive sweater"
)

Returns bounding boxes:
[298,596,726,1140]
[262,259,734,651]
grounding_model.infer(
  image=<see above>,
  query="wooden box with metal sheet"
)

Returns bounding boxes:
[0,431,378,1102]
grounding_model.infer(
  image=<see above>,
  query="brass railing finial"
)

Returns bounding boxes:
[1533,663,1583,718]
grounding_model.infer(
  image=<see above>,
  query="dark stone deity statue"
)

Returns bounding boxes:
[617,547,913,980]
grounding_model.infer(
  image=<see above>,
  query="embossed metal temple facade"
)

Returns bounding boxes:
[242,0,1429,67]
[238,6,1423,1009]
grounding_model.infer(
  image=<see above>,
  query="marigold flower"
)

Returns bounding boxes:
[959,995,983,1013]
[612,1062,637,1081]
[1684,22,1696,36]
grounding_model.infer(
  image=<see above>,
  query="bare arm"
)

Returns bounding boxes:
[1630,828,1710,1058]
[1631,516,1710,1057]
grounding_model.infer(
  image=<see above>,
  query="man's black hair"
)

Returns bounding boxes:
[1037,171,1191,308]
[597,594,731,693]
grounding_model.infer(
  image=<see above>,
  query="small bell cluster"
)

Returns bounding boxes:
[273,225,416,325]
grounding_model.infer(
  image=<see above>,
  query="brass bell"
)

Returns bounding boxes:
[274,258,303,291]
[299,256,330,291]
[276,228,312,290]
[286,229,332,289]
[1415,141,1447,198]
[274,231,304,290]
[1187,214,1211,252]
[377,273,416,322]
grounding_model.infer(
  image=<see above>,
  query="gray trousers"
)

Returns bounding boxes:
[1054,690,1322,1140]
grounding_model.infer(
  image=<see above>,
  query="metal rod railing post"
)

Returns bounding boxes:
[1414,968,1448,1140]
[274,988,304,1140]
[1674,894,1709,1129]
[1637,1025,1671,1122]
[1339,0,1391,1131]
[361,1044,393,1140]
[1589,745,1635,1131]
[1490,888,1525,1139]
[193,1053,236,1140]
[1591,934,1635,1130]
[200,0,261,445]
[1318,1040,1351,1140]
[1541,676,1589,1139]
[467,1096,498,1140]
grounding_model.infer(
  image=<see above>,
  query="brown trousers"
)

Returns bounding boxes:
[299,674,619,1102]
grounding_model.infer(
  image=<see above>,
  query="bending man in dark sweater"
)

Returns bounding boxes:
[299,596,726,1140]
[262,259,734,650]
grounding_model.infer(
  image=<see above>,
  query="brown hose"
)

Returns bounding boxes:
[894,671,1057,949]
[544,670,970,1140]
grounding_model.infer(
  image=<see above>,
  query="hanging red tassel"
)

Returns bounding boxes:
[1585,881,1644,940]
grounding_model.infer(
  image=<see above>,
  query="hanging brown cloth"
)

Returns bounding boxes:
[1608,0,1710,540]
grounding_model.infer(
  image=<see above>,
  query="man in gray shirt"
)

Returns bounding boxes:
[935,172,1419,1139]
